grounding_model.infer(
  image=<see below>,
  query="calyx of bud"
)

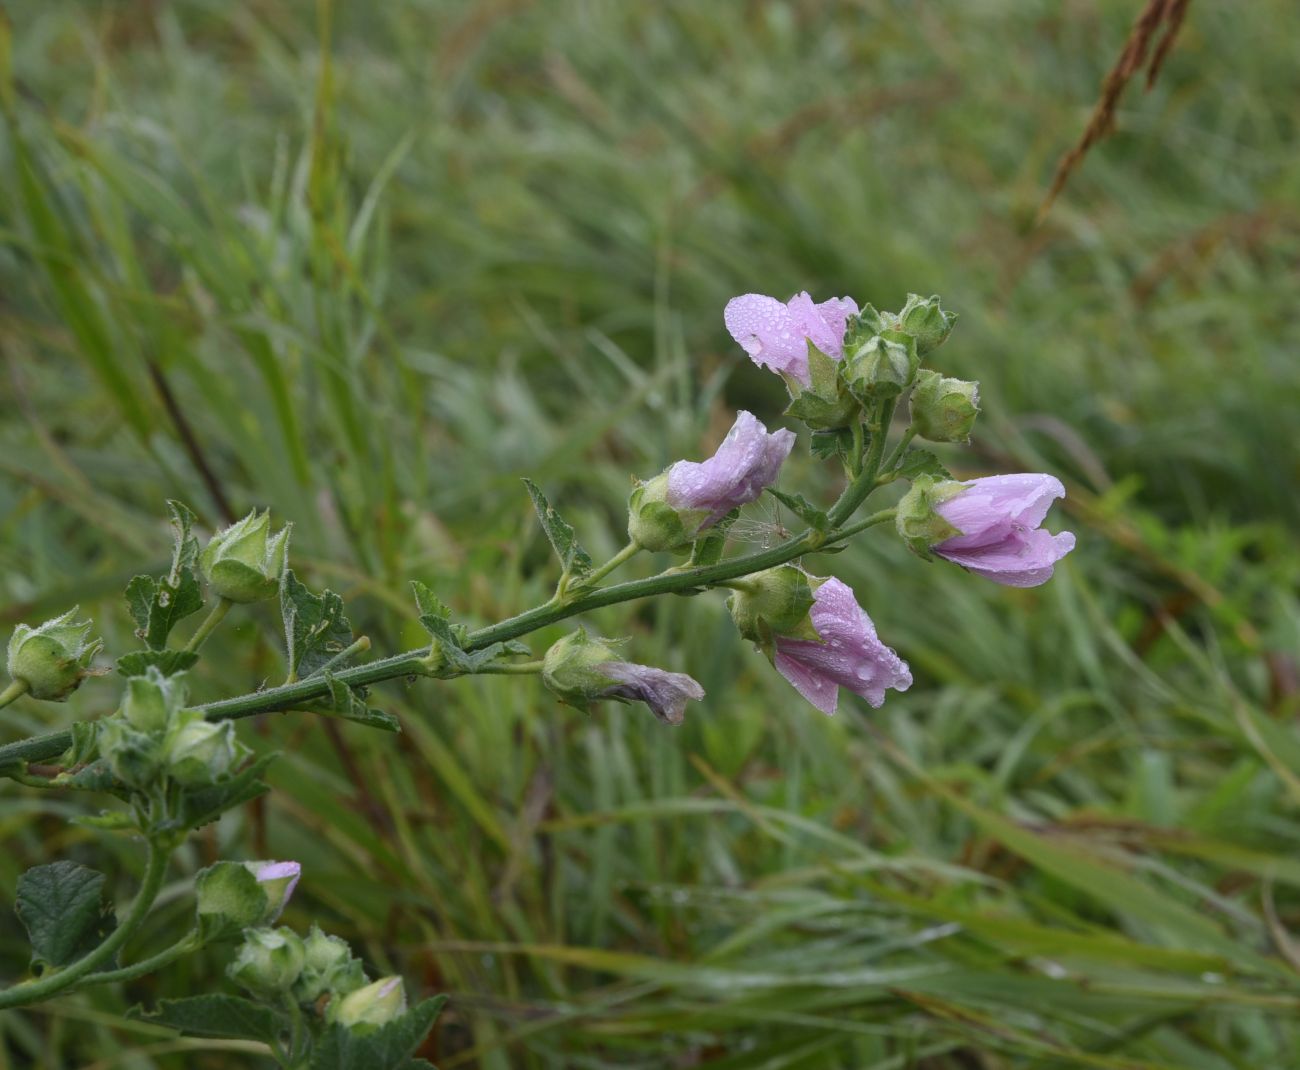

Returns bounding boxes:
[909,370,980,444]
[227,927,306,996]
[727,566,819,652]
[199,510,290,604]
[6,608,102,701]
[894,476,965,557]
[842,330,920,402]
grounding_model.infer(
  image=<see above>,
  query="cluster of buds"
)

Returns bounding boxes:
[551,288,1075,725]
[212,861,403,1035]
[96,668,248,789]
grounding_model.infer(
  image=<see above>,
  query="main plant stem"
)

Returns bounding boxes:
[0,839,171,1008]
[0,486,898,773]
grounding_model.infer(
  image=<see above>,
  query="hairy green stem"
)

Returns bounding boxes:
[583,541,641,587]
[0,839,172,1009]
[184,597,233,653]
[0,678,29,710]
[881,427,917,476]
[81,929,201,986]
[474,660,546,675]
[827,398,895,528]
[0,507,897,772]
[304,635,371,680]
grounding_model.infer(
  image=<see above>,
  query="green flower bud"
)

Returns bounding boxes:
[541,629,626,710]
[626,475,701,554]
[6,608,102,701]
[294,924,367,1004]
[849,295,957,357]
[894,476,965,557]
[328,975,407,1033]
[909,370,980,444]
[227,927,305,997]
[121,668,185,734]
[726,566,818,651]
[199,510,291,604]
[165,714,248,786]
[98,717,167,789]
[195,860,302,942]
[894,293,957,355]
[842,330,919,402]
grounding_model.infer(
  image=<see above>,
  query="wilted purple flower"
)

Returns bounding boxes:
[245,860,301,922]
[933,473,1076,588]
[666,410,796,527]
[597,662,706,726]
[724,292,859,387]
[773,577,911,715]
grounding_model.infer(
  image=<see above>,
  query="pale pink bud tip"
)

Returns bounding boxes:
[666,411,796,526]
[773,578,911,715]
[934,473,1076,588]
[724,292,858,387]
[597,662,706,726]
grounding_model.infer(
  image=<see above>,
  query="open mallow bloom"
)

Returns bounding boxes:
[628,411,795,552]
[921,473,1076,588]
[542,629,705,726]
[767,577,912,715]
[725,292,858,387]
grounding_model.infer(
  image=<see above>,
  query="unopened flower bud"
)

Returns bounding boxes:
[628,412,795,552]
[842,331,919,402]
[542,629,705,726]
[726,566,818,650]
[196,860,299,940]
[199,510,291,604]
[328,975,407,1033]
[6,608,102,701]
[894,293,957,355]
[294,924,367,1004]
[165,714,248,786]
[98,718,167,789]
[909,370,980,444]
[121,668,185,734]
[227,927,305,996]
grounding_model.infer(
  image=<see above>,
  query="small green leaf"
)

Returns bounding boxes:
[165,500,200,579]
[310,996,448,1070]
[522,478,593,580]
[15,862,117,970]
[313,672,400,732]
[809,427,855,462]
[167,753,276,832]
[894,448,951,483]
[116,649,200,678]
[70,810,136,832]
[124,571,204,651]
[410,581,450,622]
[53,758,132,800]
[766,489,829,533]
[129,994,289,1044]
[282,570,355,679]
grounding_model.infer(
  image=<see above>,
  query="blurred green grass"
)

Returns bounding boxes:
[2,1,1300,1066]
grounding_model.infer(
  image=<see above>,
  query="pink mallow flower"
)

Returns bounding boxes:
[724,292,859,387]
[666,410,797,527]
[597,662,706,726]
[932,473,1076,588]
[773,578,912,715]
[245,860,301,922]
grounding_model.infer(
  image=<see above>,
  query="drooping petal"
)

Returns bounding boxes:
[772,578,911,714]
[937,529,1076,588]
[724,292,858,386]
[934,473,1065,543]
[666,411,796,524]
[598,661,706,726]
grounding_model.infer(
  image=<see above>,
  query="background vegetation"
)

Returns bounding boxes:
[2,1,1299,1066]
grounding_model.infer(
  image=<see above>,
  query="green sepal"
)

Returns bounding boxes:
[53,758,133,800]
[282,571,356,679]
[309,996,448,1070]
[70,809,137,832]
[194,862,271,942]
[894,476,964,557]
[116,649,200,678]
[522,478,593,581]
[15,861,117,971]
[128,995,289,1045]
[781,341,859,430]
[688,509,739,567]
